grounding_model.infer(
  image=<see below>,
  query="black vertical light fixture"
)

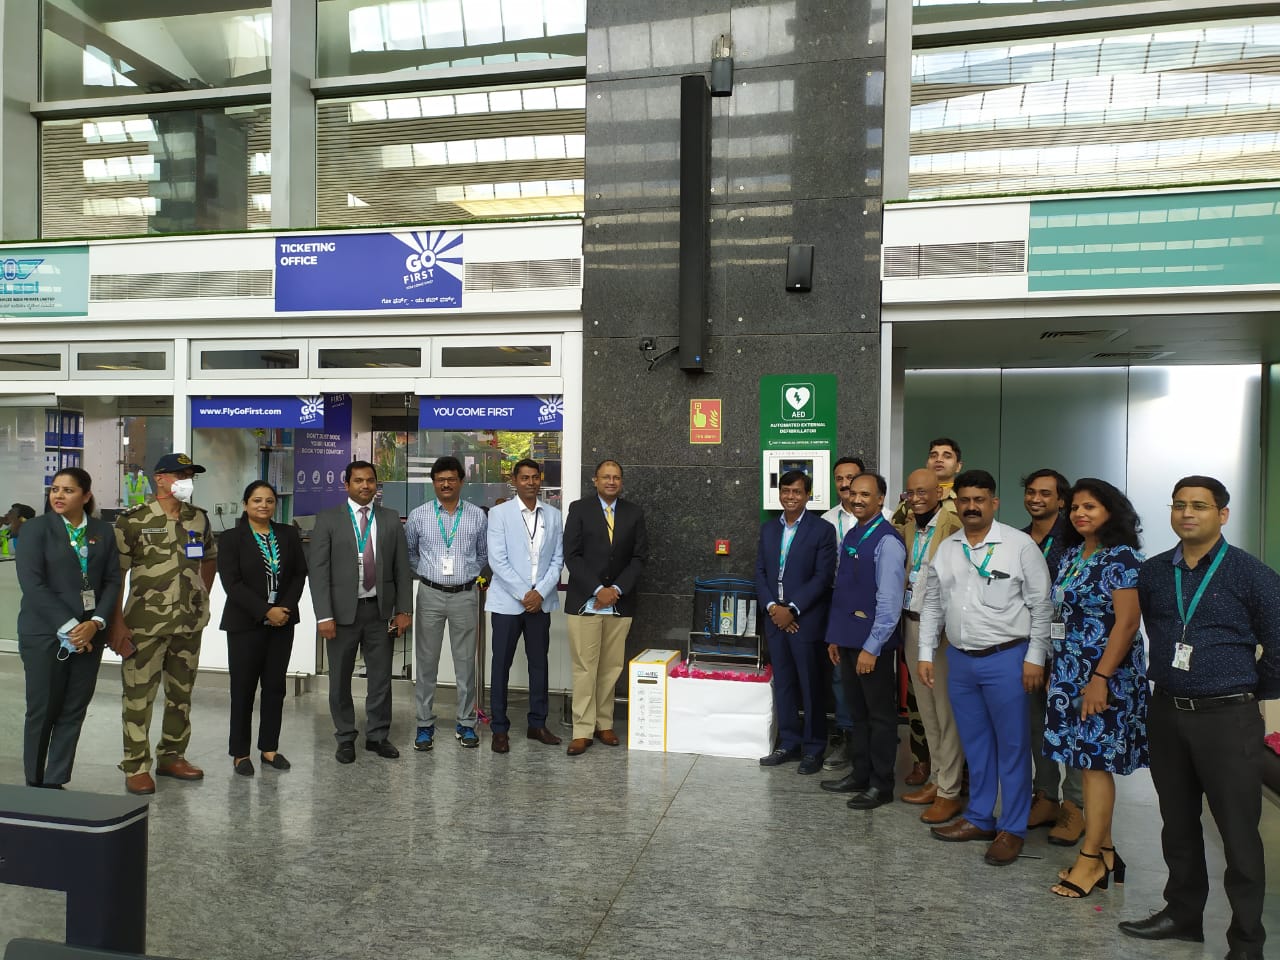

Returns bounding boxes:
[711,34,734,97]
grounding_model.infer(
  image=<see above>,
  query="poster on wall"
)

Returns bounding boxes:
[293,394,352,517]
[0,245,89,317]
[274,230,464,312]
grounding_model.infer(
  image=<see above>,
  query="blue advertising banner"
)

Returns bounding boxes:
[0,245,89,317]
[191,396,326,429]
[294,394,352,516]
[418,396,564,431]
[274,230,464,312]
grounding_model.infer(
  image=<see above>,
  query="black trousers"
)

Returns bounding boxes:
[227,625,295,757]
[1148,693,1266,954]
[837,645,899,792]
[20,633,104,786]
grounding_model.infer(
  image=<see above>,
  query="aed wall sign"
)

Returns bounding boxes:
[759,374,836,450]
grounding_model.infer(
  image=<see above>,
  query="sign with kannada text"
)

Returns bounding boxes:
[274,230,463,312]
[0,245,89,317]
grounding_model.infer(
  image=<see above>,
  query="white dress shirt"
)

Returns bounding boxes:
[917,520,1052,665]
[349,497,377,600]
[520,501,544,587]
[820,503,857,555]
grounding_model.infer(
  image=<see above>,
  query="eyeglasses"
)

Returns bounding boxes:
[1169,501,1216,513]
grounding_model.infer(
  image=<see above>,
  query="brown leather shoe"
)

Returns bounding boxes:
[1049,799,1085,846]
[155,757,204,781]
[124,772,155,795]
[984,831,1025,866]
[594,728,620,746]
[901,782,938,805]
[904,761,931,786]
[567,738,592,756]
[527,726,562,745]
[491,732,510,753]
[920,796,965,825]
[1027,788,1061,829]
[931,817,997,843]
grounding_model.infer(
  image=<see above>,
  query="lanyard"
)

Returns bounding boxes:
[64,520,89,582]
[348,506,373,554]
[252,527,280,576]
[779,518,801,575]
[436,502,463,551]
[522,506,540,543]
[1058,548,1090,590]
[837,510,851,542]
[845,516,883,560]
[911,526,935,572]
[1040,535,1054,559]
[1175,539,1228,634]
[961,542,996,578]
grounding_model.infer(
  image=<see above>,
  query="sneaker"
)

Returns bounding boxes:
[455,725,479,748]
[823,740,851,770]
[414,726,434,751]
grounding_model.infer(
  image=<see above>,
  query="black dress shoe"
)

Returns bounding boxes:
[759,747,802,767]
[1117,909,1203,943]
[847,788,893,810]
[365,739,400,759]
[820,773,869,793]
[797,754,823,775]
[335,741,356,764]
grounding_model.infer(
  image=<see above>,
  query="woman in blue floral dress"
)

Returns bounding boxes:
[1044,478,1149,899]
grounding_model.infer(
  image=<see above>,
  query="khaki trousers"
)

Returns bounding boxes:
[566,613,632,740]
[902,616,965,798]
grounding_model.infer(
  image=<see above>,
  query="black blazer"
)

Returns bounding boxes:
[563,496,648,617]
[16,512,122,638]
[217,516,308,631]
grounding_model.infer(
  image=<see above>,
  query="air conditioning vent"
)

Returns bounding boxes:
[1093,351,1173,361]
[464,258,582,291]
[91,270,272,301]
[1039,330,1124,343]
[882,240,1025,278]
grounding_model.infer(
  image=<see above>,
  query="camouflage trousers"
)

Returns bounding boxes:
[120,631,202,774]
[906,670,930,765]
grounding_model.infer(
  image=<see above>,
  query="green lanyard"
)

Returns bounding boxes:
[961,542,996,578]
[348,505,373,554]
[436,502,463,551]
[64,520,89,582]
[1059,549,1089,589]
[1040,535,1054,559]
[845,516,883,560]
[252,528,280,576]
[1175,539,1228,638]
[779,518,801,575]
[911,526,935,572]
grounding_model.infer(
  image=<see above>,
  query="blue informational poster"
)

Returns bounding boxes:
[293,394,352,516]
[0,246,90,317]
[190,396,327,429]
[418,396,564,431]
[274,230,464,312]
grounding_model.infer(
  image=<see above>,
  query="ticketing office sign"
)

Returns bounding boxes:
[274,230,463,311]
[0,245,89,317]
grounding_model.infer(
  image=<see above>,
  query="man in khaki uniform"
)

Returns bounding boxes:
[108,453,217,795]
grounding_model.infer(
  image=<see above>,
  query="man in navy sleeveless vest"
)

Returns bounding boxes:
[755,470,836,774]
[819,472,906,809]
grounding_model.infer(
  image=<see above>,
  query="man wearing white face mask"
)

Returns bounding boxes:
[108,453,218,795]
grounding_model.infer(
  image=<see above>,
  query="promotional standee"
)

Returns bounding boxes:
[759,374,838,512]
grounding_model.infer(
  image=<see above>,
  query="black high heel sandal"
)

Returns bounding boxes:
[1101,846,1126,885]
[1052,851,1111,899]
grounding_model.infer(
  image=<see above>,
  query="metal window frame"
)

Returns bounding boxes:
[308,336,429,376]
[189,338,308,379]
[69,340,173,380]
[431,334,559,378]
[0,343,68,380]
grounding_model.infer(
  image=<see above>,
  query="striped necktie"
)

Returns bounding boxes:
[604,504,614,543]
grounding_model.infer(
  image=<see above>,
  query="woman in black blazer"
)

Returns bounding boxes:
[17,468,121,788]
[217,480,307,776]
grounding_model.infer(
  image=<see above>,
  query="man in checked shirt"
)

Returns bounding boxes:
[405,456,489,751]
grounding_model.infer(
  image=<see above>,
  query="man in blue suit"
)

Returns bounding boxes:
[486,458,565,754]
[755,470,837,774]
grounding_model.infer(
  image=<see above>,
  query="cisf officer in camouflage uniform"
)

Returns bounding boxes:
[108,453,217,795]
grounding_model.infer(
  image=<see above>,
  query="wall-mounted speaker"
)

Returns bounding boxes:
[678,75,711,372]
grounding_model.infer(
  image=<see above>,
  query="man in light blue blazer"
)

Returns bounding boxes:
[486,458,564,753]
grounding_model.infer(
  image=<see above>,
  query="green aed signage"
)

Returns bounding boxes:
[759,373,837,450]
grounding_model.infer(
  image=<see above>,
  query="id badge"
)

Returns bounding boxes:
[185,543,204,559]
[902,589,913,610]
[1173,642,1193,671]
[908,569,919,586]
[441,556,455,577]
[1050,621,1066,640]
[777,581,785,603]
[80,590,95,611]
[1052,586,1065,605]
[267,590,277,604]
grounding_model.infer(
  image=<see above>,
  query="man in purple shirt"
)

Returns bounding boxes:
[818,472,906,809]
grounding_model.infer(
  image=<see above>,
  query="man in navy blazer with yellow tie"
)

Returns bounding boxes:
[755,470,837,774]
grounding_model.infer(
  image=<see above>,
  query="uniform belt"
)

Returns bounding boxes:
[420,576,472,593]
[954,638,1026,658]
[1156,688,1255,712]
[357,596,379,604]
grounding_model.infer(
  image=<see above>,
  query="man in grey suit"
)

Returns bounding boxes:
[310,460,413,763]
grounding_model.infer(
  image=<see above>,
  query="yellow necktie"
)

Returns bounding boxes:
[605,504,614,543]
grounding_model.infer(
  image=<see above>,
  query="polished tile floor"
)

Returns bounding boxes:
[1,657,1277,960]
